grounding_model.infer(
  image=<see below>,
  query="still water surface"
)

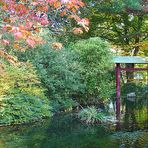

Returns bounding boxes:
[0,99,148,148]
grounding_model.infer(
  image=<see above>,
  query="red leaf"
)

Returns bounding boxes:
[26,38,36,48]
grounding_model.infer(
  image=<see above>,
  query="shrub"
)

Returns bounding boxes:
[51,98,78,112]
[0,63,52,125]
[78,106,105,124]
[121,82,145,97]
[0,63,44,97]
[72,37,114,102]
[24,44,85,105]
[17,38,114,107]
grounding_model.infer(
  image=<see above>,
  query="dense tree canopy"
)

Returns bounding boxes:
[0,0,147,127]
[83,0,148,56]
[0,0,89,64]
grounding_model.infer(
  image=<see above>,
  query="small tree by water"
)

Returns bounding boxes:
[72,37,114,103]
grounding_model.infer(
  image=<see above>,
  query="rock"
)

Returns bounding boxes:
[127,92,136,102]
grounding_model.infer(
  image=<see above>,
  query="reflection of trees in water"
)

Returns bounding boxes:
[0,113,148,148]
[0,120,51,148]
[121,82,148,130]
[0,116,115,148]
[124,100,137,131]
[123,95,148,131]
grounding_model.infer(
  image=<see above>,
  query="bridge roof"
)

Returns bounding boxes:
[113,56,148,64]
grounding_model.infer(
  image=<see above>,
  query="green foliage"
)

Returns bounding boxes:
[0,63,45,97]
[82,0,148,56]
[0,63,52,125]
[73,37,114,102]
[0,94,52,125]
[51,99,78,112]
[112,131,148,148]
[16,38,114,108]
[121,82,145,97]
[113,0,142,10]
[78,106,105,124]
[24,44,85,105]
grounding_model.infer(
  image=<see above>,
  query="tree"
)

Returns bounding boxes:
[0,0,89,64]
[23,44,85,106]
[80,0,148,81]
[73,37,114,103]
[84,0,148,56]
[0,62,52,125]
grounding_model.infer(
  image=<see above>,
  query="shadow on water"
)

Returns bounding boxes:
[0,96,148,148]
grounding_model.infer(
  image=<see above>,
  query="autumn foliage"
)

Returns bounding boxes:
[0,0,89,63]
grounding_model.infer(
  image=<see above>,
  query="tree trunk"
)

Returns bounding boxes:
[125,15,143,82]
[126,63,135,82]
[133,15,143,56]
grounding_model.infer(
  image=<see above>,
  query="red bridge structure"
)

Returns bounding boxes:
[114,56,148,121]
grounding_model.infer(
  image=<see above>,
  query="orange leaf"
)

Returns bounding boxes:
[53,1,61,8]
[60,11,66,17]
[72,27,83,34]
[51,42,63,50]
[14,44,19,49]
[3,18,11,23]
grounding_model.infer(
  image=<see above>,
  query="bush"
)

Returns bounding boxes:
[78,106,105,124]
[121,82,145,97]
[24,44,85,106]
[17,38,114,107]
[0,63,52,125]
[0,94,52,125]
[72,37,114,102]
[50,99,78,112]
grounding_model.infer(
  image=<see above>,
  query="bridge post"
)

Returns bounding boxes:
[116,63,121,121]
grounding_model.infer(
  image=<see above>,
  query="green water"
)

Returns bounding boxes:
[0,98,148,148]
[0,113,148,148]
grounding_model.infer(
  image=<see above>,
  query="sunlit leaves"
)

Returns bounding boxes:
[77,18,90,32]
[0,0,89,52]
[0,63,52,125]
[73,27,83,34]
[0,49,18,65]
[51,42,63,49]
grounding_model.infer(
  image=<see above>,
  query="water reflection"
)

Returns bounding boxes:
[0,115,115,148]
[124,100,138,130]
[0,95,148,148]
[0,112,148,148]
[121,95,148,131]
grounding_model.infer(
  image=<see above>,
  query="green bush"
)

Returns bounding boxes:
[72,37,114,102]
[121,82,145,97]
[50,98,78,112]
[0,63,52,125]
[24,44,85,105]
[0,94,52,125]
[17,38,114,108]
[78,106,105,124]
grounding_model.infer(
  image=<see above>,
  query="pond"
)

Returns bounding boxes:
[0,98,148,148]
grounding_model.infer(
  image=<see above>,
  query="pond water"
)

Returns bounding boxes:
[0,99,148,148]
